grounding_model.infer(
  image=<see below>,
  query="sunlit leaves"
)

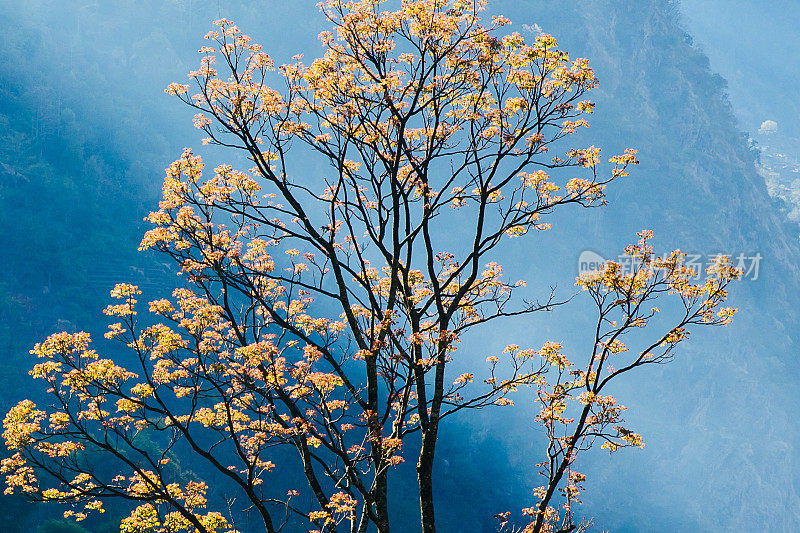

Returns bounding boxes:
[2,2,741,533]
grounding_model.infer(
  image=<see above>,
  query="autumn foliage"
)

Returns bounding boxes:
[2,1,741,532]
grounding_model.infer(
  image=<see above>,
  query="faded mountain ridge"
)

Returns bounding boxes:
[0,1,799,532]
[449,1,800,531]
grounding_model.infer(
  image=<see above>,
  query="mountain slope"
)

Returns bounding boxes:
[459,1,800,531]
[1,1,799,532]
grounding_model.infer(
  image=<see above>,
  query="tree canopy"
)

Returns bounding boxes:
[2,1,740,532]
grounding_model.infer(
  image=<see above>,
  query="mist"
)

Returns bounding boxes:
[2,1,799,532]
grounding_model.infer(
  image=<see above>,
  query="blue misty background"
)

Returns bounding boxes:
[1,1,799,531]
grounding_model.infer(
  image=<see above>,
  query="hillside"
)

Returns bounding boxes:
[454,1,800,531]
[1,1,799,532]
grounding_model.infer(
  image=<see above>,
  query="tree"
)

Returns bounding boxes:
[1,1,741,532]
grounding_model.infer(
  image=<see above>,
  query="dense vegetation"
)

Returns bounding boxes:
[1,1,798,531]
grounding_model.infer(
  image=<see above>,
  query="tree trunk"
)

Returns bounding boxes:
[375,469,391,533]
[417,426,438,533]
